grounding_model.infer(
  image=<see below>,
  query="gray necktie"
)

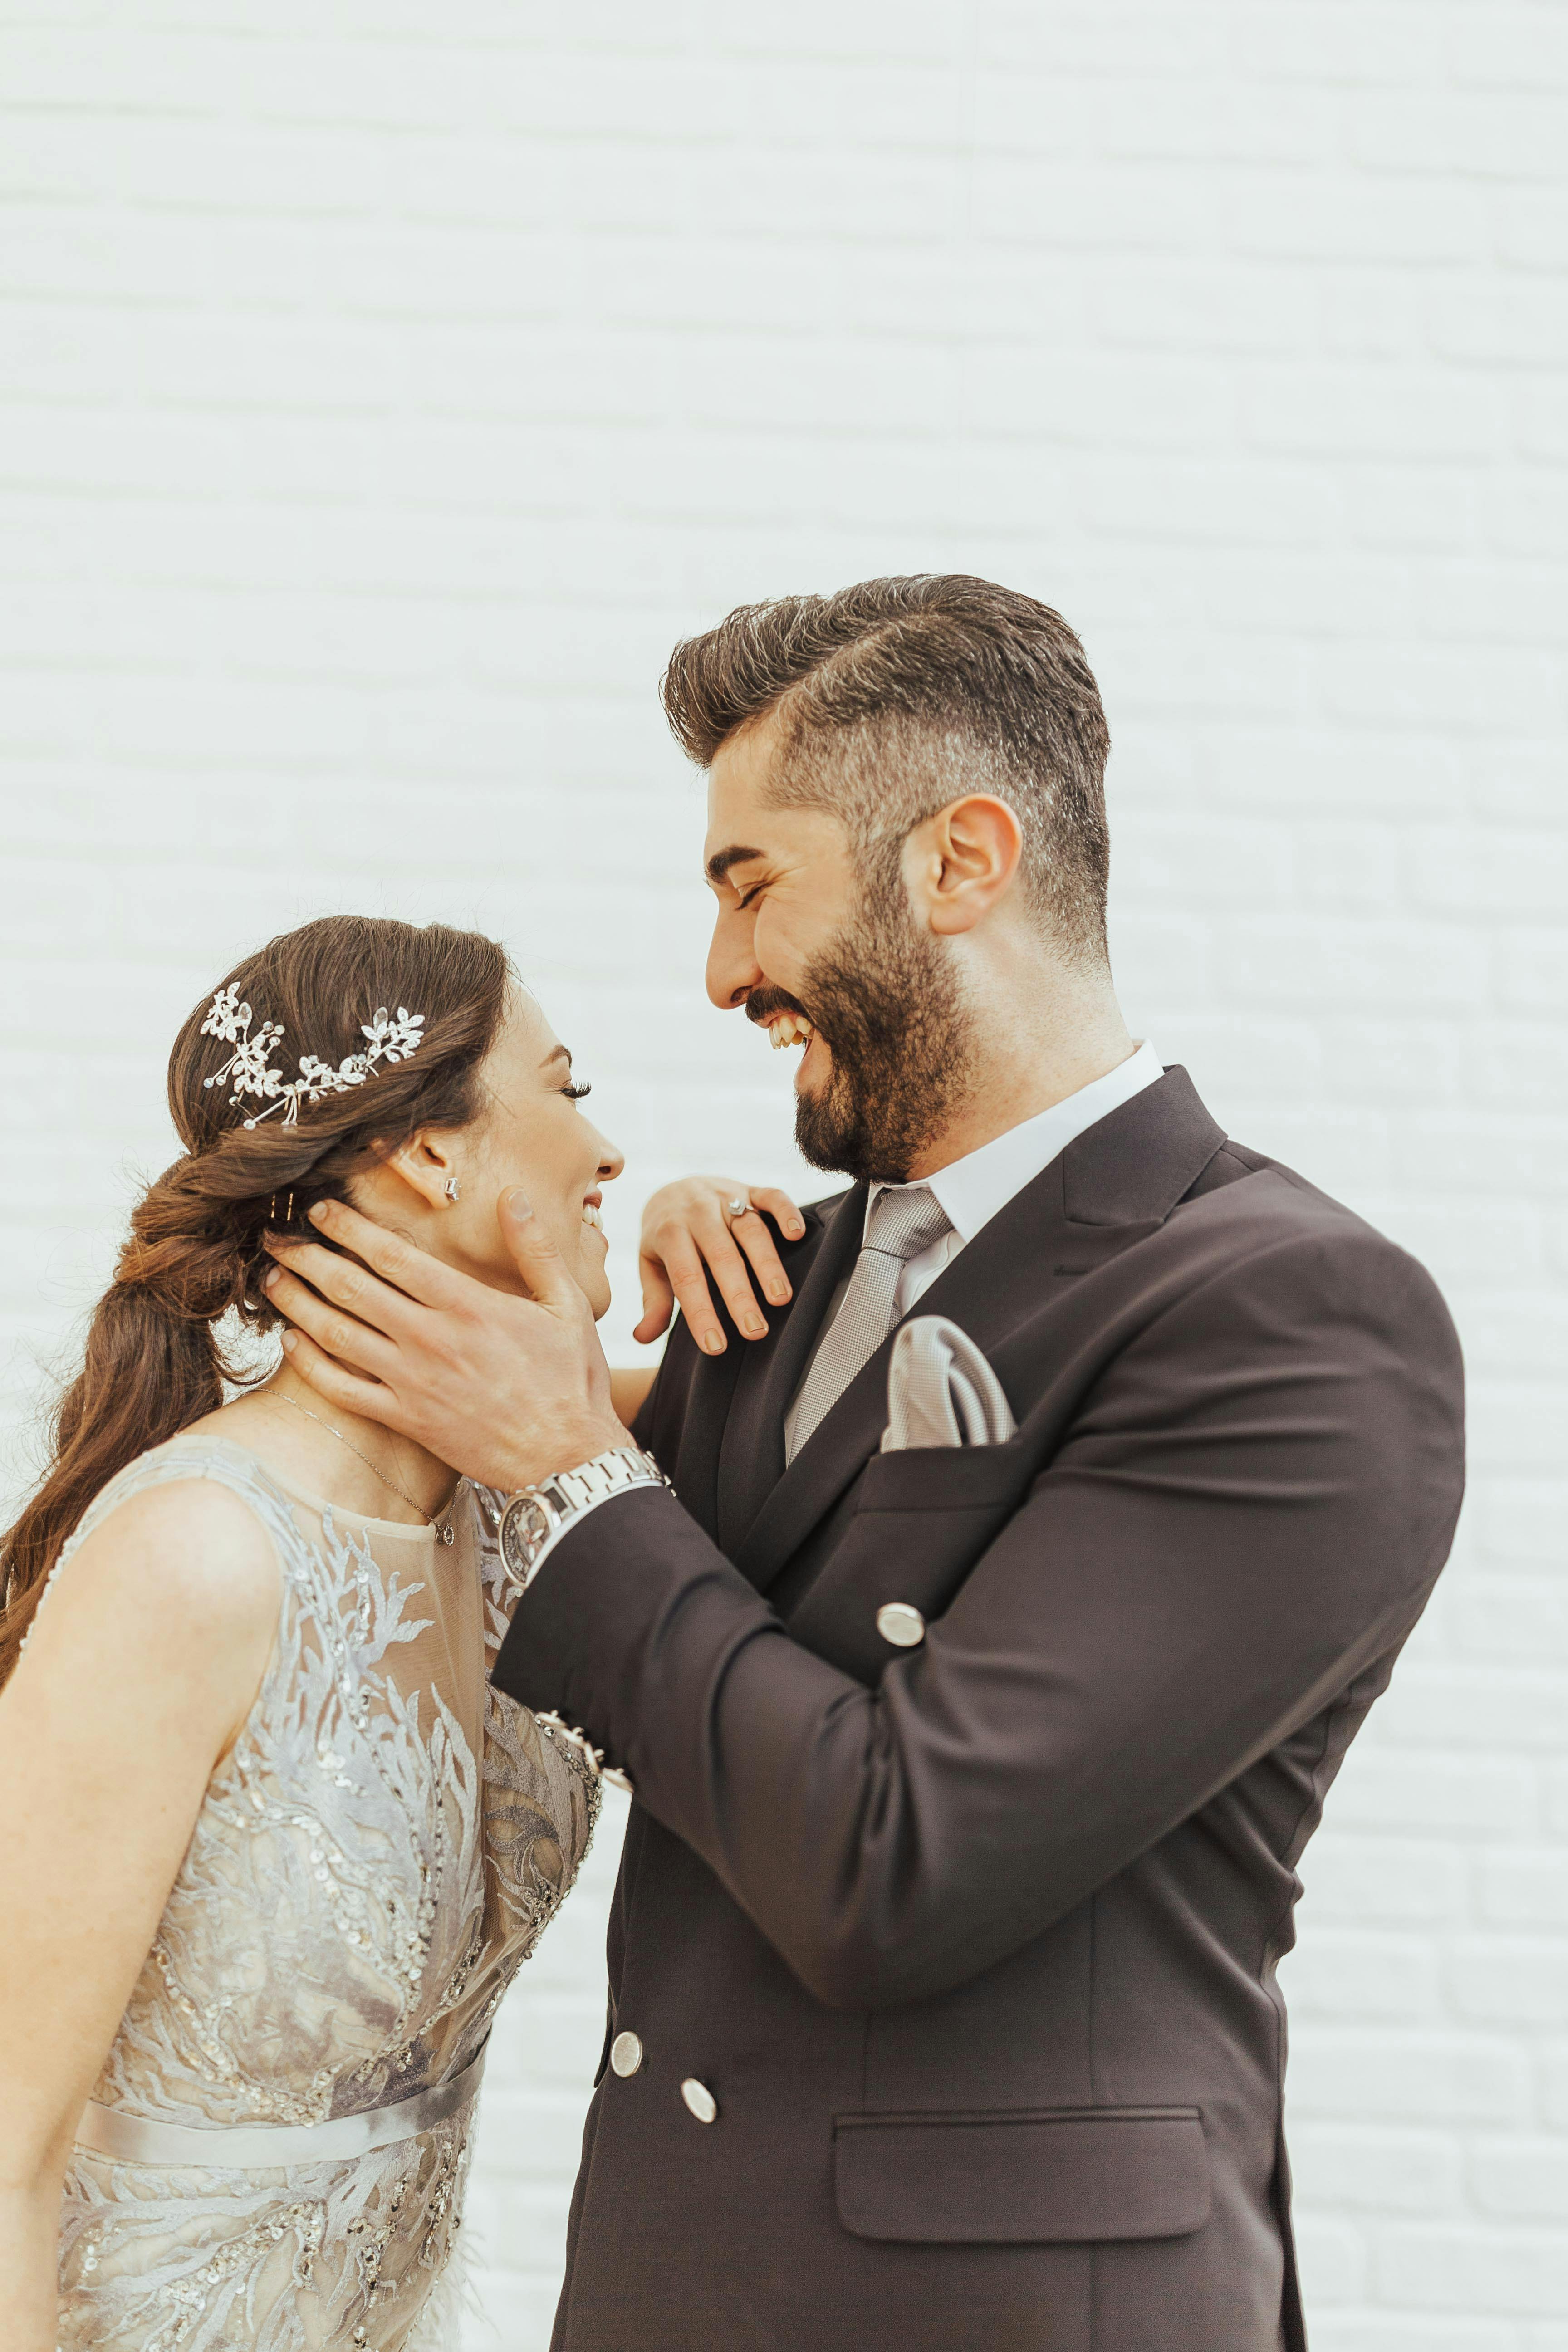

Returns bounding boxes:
[785,1184,952,1461]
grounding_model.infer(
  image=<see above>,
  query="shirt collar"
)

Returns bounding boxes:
[867,1042,1165,1245]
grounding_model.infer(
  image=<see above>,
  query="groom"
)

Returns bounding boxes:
[272,576,1465,2351]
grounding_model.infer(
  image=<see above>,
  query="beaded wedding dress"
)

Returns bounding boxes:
[47,1435,600,2352]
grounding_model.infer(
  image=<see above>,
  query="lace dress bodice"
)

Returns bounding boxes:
[51,1436,598,2352]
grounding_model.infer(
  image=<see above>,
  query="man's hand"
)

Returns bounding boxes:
[263,1191,626,1493]
[637,1178,805,1355]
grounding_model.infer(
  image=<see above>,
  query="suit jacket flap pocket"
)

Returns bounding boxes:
[833,2107,1211,2244]
[854,1434,1034,1516]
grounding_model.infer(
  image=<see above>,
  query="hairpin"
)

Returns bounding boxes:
[200,985,426,1128]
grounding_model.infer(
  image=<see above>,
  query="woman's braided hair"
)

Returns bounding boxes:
[0,913,510,1686]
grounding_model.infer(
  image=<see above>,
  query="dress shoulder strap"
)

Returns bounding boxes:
[20,1437,300,1656]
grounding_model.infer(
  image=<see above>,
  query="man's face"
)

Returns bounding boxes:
[703,716,975,1184]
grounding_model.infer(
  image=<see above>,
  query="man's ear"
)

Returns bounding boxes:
[911,795,1024,936]
[378,1129,459,1215]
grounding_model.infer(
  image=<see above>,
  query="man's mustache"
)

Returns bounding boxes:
[744,987,811,1029]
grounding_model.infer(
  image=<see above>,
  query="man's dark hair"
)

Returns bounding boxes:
[661,573,1112,962]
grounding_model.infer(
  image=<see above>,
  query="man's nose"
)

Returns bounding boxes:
[706,909,761,1012]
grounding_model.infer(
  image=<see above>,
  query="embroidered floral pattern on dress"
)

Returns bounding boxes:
[50,1439,597,2352]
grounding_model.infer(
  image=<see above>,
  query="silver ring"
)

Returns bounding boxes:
[724,1195,750,1222]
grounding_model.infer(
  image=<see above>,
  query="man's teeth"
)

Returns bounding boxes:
[582,1202,602,1229]
[768,1012,815,1051]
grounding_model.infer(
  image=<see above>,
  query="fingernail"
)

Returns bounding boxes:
[768,1282,790,1303]
[309,1202,328,1227]
[263,1267,280,1291]
[702,1330,724,1355]
[505,1187,532,1218]
[788,1221,805,1237]
[743,1317,766,1339]
[280,1329,298,1352]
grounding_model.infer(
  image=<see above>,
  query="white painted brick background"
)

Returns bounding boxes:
[1,4,1564,2344]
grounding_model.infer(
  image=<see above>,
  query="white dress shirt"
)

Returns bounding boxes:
[869,1040,1164,1318]
[786,1043,1165,1427]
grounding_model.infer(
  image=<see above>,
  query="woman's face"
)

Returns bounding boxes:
[384,989,622,1319]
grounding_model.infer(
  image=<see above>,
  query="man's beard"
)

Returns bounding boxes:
[754,877,977,1186]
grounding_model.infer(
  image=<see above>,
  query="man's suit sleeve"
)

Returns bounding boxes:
[492,1224,1464,2011]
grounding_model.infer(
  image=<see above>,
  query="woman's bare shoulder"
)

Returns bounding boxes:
[42,1467,283,1658]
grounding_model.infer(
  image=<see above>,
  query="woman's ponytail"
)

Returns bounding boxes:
[0,1245,229,1681]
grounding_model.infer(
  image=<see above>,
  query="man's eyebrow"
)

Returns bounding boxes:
[539,1044,572,1071]
[706,844,766,886]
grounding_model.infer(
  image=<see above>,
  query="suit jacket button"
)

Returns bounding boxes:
[681,2078,718,2124]
[877,1602,926,1648]
[610,2032,643,2078]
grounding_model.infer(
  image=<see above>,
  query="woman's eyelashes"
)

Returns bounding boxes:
[561,1080,592,1101]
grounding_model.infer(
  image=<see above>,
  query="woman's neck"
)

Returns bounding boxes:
[226,1365,461,1526]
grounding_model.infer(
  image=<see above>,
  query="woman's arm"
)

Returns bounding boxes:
[608,1366,658,1427]
[0,1480,279,2350]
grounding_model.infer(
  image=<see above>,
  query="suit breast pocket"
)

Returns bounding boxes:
[787,1436,1038,1685]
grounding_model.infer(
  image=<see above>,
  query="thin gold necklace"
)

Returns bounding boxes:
[270,1390,431,1524]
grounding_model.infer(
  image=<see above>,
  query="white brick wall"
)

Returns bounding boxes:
[2,5,1563,2343]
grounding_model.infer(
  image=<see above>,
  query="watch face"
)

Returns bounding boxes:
[501,1495,552,1579]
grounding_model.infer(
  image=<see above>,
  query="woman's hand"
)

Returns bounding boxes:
[635,1179,806,1354]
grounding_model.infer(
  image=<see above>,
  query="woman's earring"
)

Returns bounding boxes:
[445,1177,461,1204]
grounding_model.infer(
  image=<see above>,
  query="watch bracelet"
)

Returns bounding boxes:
[499,1444,666,1596]
[496,1445,666,1800]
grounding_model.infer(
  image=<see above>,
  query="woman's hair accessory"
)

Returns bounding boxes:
[200,985,426,1128]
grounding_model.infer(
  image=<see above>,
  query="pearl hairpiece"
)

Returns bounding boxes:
[200,984,426,1128]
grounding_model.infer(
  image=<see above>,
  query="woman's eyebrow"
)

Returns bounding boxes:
[539,1044,573,1073]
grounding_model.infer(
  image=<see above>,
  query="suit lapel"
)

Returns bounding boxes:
[715,1183,867,1561]
[731,1162,1077,1594]
[730,1066,1225,1596]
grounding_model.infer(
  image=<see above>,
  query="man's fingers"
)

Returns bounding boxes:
[730,1211,792,1308]
[305,1197,466,1310]
[498,1190,580,1311]
[264,1264,401,1382]
[264,1236,423,1343]
[278,1328,411,1432]
[746,1186,807,1242]
[635,1258,676,1346]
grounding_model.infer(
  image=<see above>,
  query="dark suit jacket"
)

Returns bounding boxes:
[491,1068,1465,2352]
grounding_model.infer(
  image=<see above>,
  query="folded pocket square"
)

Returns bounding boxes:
[881,1315,1018,1452]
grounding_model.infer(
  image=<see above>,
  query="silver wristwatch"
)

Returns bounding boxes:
[497,1445,667,1597]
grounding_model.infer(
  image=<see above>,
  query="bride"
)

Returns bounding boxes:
[0,913,802,2352]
